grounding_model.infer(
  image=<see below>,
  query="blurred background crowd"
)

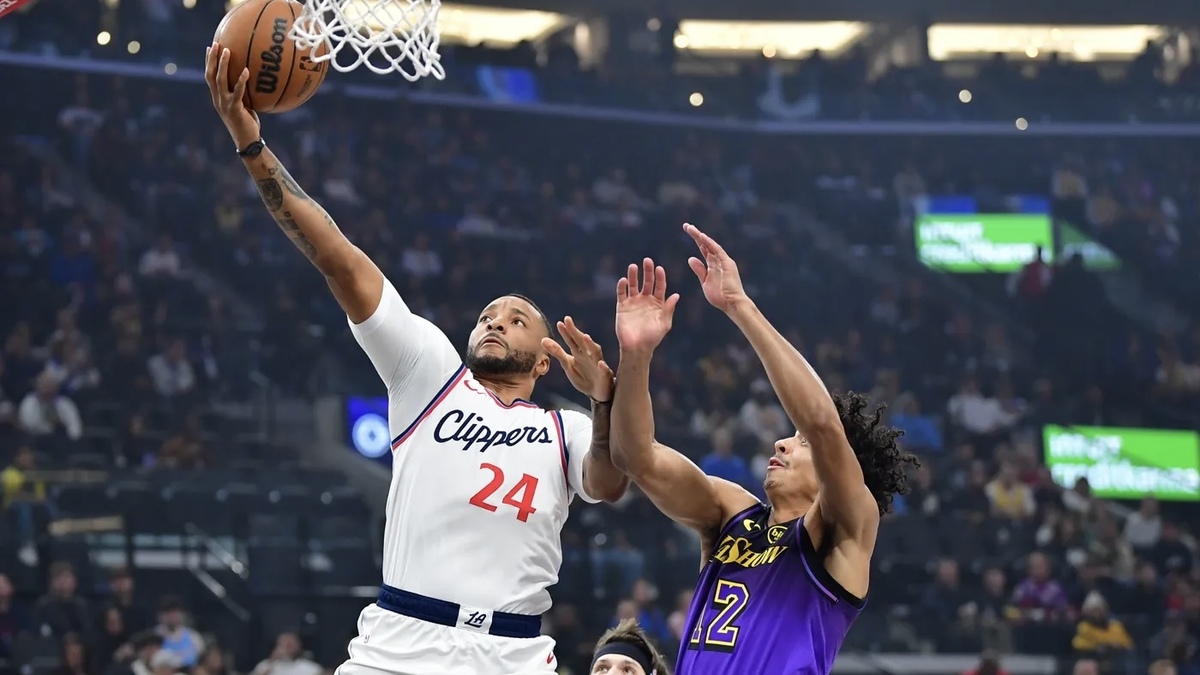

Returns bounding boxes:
[1,1,1200,675]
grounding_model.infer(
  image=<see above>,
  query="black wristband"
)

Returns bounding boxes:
[236,138,266,157]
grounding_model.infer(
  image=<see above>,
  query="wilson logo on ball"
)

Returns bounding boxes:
[254,17,288,95]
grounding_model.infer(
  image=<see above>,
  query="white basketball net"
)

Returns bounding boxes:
[291,0,445,81]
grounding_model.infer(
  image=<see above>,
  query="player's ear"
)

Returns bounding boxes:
[534,351,551,379]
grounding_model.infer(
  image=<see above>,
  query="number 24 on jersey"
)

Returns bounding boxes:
[469,462,539,522]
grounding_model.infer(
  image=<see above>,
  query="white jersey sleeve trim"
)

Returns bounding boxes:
[555,409,601,504]
[391,364,468,450]
[347,278,462,433]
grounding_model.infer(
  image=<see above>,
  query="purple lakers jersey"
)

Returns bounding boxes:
[677,504,865,674]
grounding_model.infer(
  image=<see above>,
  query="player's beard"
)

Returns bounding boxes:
[464,344,539,378]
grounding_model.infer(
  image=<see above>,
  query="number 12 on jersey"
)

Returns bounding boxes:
[469,462,539,522]
[689,579,751,652]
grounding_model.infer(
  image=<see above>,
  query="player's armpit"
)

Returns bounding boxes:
[628,443,754,534]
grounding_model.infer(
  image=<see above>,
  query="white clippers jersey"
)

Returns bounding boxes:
[348,279,600,616]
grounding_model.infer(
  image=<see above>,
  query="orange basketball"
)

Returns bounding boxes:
[213,0,329,114]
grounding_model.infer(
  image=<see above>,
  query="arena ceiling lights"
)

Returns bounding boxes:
[674,21,866,57]
[928,24,1167,61]
[226,0,568,47]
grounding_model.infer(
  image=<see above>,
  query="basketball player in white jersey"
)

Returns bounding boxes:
[205,45,630,675]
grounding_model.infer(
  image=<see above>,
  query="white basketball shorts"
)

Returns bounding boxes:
[335,604,559,675]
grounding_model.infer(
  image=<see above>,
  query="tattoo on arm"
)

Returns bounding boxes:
[274,210,318,260]
[279,168,308,200]
[256,179,284,211]
[590,399,613,458]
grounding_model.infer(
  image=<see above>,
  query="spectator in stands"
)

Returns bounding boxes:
[146,339,196,401]
[16,371,84,441]
[157,414,212,470]
[1125,497,1164,554]
[1072,591,1133,673]
[33,562,92,639]
[4,325,43,400]
[117,414,155,468]
[0,573,31,661]
[137,235,181,281]
[1072,658,1101,675]
[889,393,942,454]
[947,374,1013,438]
[625,579,670,648]
[153,597,203,668]
[976,567,1014,653]
[103,336,153,408]
[985,461,1035,521]
[1149,522,1194,576]
[737,378,788,444]
[1088,516,1136,582]
[1010,551,1073,653]
[1,444,49,541]
[251,632,321,675]
[97,606,131,672]
[194,645,232,675]
[1149,613,1196,667]
[1125,561,1167,620]
[59,632,96,675]
[109,630,164,675]
[102,568,152,635]
[924,559,973,649]
[0,359,17,429]
[698,427,754,491]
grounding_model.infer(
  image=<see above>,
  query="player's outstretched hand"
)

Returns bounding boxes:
[542,317,615,403]
[615,257,680,355]
[684,223,749,314]
[204,42,262,149]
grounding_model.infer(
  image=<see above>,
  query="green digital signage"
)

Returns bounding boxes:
[915,214,1054,273]
[1043,425,1200,502]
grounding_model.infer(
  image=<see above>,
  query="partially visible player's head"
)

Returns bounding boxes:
[764,391,917,515]
[591,619,669,675]
[465,294,554,381]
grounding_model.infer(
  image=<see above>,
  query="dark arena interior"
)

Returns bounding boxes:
[0,0,1199,674]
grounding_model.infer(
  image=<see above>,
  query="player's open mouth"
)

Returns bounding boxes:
[480,337,506,349]
[768,458,786,469]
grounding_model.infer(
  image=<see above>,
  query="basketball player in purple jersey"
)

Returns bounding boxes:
[610,225,917,674]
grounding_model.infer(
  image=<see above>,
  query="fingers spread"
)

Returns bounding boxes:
[541,337,569,363]
[640,258,654,295]
[559,317,584,353]
[626,263,638,294]
[653,264,667,301]
[687,256,707,281]
[616,276,629,299]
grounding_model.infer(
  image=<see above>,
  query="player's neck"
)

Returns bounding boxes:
[769,499,813,526]
[474,375,535,405]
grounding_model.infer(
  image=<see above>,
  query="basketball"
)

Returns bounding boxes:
[213,0,329,114]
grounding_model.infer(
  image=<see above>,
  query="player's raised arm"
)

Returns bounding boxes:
[611,260,755,534]
[683,224,879,536]
[204,44,381,323]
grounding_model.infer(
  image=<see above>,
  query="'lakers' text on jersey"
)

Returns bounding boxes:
[678,504,865,675]
[348,280,600,617]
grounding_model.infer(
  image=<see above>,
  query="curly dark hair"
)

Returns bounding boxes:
[832,390,919,515]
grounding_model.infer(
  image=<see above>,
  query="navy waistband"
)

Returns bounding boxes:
[376,584,542,639]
